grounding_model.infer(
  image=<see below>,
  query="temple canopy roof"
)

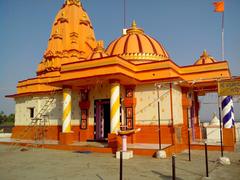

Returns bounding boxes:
[6,1,232,97]
[106,21,169,63]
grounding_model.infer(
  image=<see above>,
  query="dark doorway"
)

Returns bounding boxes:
[94,99,110,141]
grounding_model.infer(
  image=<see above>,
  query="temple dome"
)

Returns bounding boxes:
[37,0,97,75]
[194,50,217,65]
[106,21,169,62]
[87,41,109,60]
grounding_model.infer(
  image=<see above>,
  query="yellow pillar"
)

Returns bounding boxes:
[62,88,72,133]
[110,81,120,133]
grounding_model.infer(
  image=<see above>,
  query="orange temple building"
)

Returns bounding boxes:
[7,0,235,155]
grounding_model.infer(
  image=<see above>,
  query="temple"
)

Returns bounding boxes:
[7,0,236,155]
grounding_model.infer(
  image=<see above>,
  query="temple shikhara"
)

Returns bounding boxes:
[8,0,236,155]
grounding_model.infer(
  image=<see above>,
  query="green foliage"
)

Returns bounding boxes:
[0,111,15,124]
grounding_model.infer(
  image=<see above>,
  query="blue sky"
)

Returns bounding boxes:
[0,0,240,120]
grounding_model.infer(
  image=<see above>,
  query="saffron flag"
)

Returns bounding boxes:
[213,1,224,12]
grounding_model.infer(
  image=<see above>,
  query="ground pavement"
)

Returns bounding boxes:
[0,144,239,180]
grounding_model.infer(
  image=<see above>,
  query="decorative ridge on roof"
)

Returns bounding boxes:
[120,52,168,61]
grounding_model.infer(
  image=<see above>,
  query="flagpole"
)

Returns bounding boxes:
[124,0,126,28]
[218,95,224,157]
[220,1,224,157]
[221,11,224,60]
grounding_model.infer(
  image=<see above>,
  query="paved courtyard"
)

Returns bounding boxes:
[0,144,239,180]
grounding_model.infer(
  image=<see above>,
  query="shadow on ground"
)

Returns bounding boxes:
[151,170,183,180]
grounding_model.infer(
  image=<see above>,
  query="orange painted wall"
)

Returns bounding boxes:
[132,125,174,144]
[12,126,61,140]
[223,128,235,146]
[12,125,94,142]
[12,124,178,145]
[124,124,191,147]
[79,125,94,141]
[11,123,197,148]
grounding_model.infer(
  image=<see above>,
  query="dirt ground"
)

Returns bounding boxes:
[0,144,239,180]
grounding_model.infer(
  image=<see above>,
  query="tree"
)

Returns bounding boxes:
[0,111,3,124]
[7,114,15,122]
[0,111,15,124]
[0,111,7,124]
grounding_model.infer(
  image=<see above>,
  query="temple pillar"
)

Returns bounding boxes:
[60,87,73,144]
[108,80,121,150]
[110,81,120,133]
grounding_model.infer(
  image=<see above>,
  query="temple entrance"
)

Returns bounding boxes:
[94,99,110,141]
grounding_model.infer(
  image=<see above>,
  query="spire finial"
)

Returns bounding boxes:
[65,0,80,5]
[132,20,137,29]
[127,20,144,34]
[202,49,208,57]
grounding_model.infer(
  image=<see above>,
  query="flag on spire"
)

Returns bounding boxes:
[213,1,224,12]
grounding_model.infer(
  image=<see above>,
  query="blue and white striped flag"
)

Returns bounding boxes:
[221,96,235,128]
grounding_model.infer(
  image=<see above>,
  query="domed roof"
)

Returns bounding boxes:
[194,50,217,65]
[106,21,169,62]
[87,41,109,60]
[37,0,97,75]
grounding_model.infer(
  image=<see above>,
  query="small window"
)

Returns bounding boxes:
[29,108,34,118]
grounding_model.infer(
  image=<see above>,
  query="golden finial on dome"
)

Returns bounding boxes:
[132,20,137,29]
[127,20,144,34]
[202,49,208,57]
